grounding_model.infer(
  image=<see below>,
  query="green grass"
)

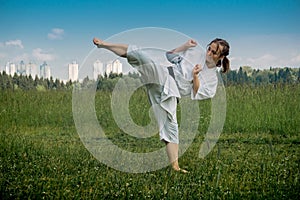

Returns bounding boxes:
[0,85,299,199]
[224,84,300,135]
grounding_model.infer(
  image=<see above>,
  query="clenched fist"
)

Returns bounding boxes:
[185,39,198,48]
[193,64,202,77]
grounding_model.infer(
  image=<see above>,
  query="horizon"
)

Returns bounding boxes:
[1,61,299,84]
[2,53,300,83]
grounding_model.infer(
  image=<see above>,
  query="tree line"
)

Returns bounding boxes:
[0,71,128,91]
[0,71,73,91]
[222,66,300,86]
[1,67,300,91]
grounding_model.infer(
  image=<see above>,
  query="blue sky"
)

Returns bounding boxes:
[1,0,300,79]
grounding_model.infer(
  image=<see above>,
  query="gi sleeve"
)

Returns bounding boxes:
[191,70,218,100]
[166,51,183,64]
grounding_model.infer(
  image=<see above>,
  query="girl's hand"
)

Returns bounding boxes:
[193,64,202,77]
[186,39,198,48]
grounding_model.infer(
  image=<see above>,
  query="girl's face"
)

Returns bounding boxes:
[206,42,224,67]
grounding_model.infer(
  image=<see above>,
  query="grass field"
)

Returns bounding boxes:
[0,84,299,199]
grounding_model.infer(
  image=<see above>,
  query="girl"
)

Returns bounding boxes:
[93,37,230,173]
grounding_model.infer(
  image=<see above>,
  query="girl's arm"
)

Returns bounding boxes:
[192,64,202,96]
[168,39,197,54]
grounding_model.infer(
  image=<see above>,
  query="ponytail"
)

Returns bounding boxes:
[221,56,230,73]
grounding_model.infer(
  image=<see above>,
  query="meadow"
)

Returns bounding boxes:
[0,84,299,199]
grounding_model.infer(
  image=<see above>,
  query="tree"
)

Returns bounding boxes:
[55,78,62,90]
[128,71,140,79]
[27,74,35,90]
[12,73,19,91]
[298,68,300,82]
[47,77,55,89]
[96,74,104,90]
[65,80,73,90]
[0,71,13,90]
[226,70,237,85]
[108,72,118,79]
[237,67,248,84]
[285,68,292,84]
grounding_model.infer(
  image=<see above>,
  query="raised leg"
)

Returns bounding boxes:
[93,37,128,58]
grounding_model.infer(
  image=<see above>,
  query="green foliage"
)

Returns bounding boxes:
[222,67,300,86]
[0,72,72,91]
[1,67,299,92]
[0,85,299,199]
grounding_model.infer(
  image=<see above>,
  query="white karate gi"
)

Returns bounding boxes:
[126,45,218,144]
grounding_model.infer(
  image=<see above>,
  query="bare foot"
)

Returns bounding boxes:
[173,167,189,174]
[93,37,104,48]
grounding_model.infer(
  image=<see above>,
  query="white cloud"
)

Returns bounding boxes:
[0,52,6,59]
[12,53,30,63]
[247,54,277,66]
[32,48,55,61]
[291,54,300,65]
[229,56,245,69]
[48,28,65,40]
[231,54,278,69]
[230,34,300,69]
[5,39,24,49]
[231,52,300,69]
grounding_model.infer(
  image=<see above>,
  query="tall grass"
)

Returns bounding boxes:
[224,84,300,135]
[0,85,299,199]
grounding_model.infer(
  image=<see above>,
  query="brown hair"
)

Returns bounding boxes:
[208,38,230,73]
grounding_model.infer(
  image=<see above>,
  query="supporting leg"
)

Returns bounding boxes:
[165,142,188,173]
